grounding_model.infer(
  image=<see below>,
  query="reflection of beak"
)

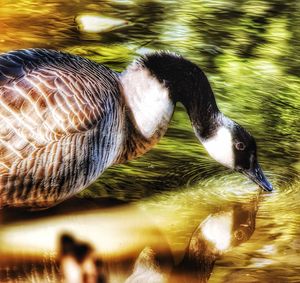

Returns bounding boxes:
[242,162,273,192]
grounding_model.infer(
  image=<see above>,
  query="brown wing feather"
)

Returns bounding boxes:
[0,49,120,172]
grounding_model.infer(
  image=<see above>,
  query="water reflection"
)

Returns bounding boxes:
[170,197,258,283]
[75,14,128,34]
[0,193,259,282]
[59,233,107,283]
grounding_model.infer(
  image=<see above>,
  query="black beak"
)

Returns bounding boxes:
[242,162,273,192]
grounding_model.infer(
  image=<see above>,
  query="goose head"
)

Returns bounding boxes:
[201,117,273,192]
[136,52,273,192]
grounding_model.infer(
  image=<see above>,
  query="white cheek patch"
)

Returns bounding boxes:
[202,126,234,169]
[201,211,233,252]
[121,65,174,139]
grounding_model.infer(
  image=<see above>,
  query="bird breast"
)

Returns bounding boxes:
[121,63,174,140]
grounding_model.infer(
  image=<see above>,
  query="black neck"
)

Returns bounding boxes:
[140,52,221,139]
[171,225,216,282]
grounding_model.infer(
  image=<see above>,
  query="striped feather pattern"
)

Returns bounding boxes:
[0,49,125,207]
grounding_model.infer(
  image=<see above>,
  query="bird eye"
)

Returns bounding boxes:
[236,142,246,151]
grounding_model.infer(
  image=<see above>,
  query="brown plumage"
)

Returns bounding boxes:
[0,49,126,207]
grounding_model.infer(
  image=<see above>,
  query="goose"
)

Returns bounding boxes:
[0,49,272,208]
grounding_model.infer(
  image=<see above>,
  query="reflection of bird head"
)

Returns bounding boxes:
[231,202,258,247]
[60,233,93,263]
[184,198,259,260]
[175,199,258,282]
[59,233,98,283]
